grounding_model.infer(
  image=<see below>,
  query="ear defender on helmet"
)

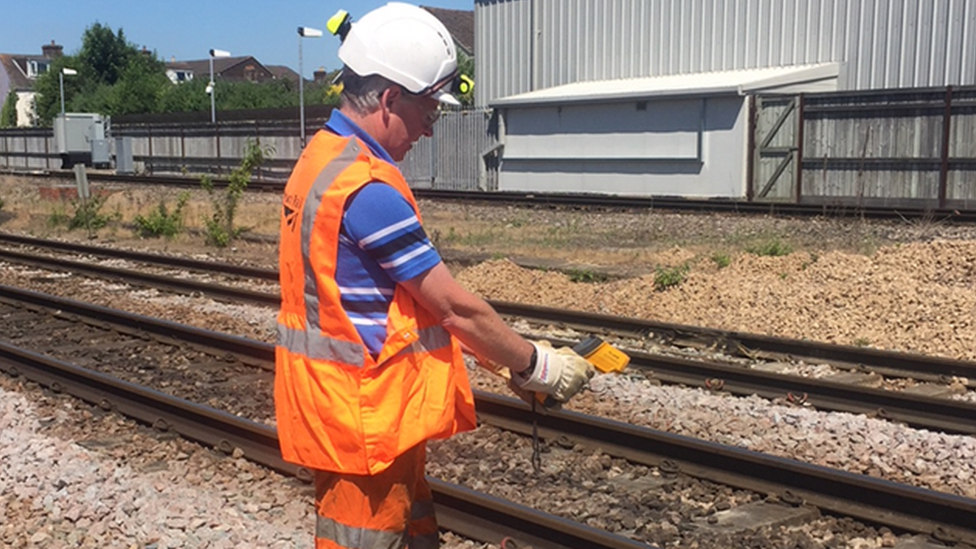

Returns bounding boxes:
[455,74,474,95]
[327,9,352,41]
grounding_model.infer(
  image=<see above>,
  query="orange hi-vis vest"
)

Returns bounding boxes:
[275,130,477,476]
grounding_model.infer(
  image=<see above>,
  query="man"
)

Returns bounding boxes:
[274,3,595,548]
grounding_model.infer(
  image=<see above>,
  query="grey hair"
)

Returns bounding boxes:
[339,67,398,115]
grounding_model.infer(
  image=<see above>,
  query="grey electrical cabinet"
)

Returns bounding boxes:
[115,136,134,174]
[53,113,110,169]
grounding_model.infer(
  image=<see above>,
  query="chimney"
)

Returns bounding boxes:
[140,46,152,57]
[42,40,63,59]
[313,67,328,83]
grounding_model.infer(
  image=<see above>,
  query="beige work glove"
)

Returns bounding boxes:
[512,341,595,404]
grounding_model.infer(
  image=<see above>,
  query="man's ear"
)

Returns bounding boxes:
[382,86,402,111]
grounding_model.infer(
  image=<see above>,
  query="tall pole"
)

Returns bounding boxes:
[209,55,216,124]
[296,28,322,148]
[299,33,306,147]
[59,71,65,116]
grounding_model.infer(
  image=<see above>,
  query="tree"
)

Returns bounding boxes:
[78,23,133,86]
[109,54,169,115]
[1,90,18,127]
[31,55,86,124]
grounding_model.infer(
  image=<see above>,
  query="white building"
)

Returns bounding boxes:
[475,0,976,198]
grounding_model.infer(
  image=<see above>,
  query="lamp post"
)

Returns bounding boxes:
[297,27,323,147]
[208,48,231,124]
[59,67,77,116]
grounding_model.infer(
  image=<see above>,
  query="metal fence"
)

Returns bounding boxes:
[0,106,499,191]
[752,86,976,209]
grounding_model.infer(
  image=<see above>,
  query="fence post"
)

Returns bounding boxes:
[794,94,805,204]
[746,95,757,201]
[939,86,953,209]
[147,125,154,175]
[215,123,222,175]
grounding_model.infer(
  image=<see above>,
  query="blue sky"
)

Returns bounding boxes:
[1,0,475,77]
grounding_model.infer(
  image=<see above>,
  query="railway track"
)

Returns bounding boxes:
[2,284,975,547]
[2,233,975,438]
[11,168,976,223]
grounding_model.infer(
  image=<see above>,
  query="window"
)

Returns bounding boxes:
[27,60,50,78]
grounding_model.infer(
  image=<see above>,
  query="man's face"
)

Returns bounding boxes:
[385,87,440,161]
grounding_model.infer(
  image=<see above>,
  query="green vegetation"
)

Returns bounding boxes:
[746,238,793,257]
[711,252,731,269]
[1,90,18,127]
[69,194,119,233]
[567,268,609,284]
[853,337,870,347]
[133,192,190,238]
[29,23,344,125]
[202,140,272,247]
[46,194,119,236]
[653,264,690,291]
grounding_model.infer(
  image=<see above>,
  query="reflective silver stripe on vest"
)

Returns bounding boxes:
[277,323,365,367]
[404,326,452,356]
[302,138,362,338]
[315,514,406,549]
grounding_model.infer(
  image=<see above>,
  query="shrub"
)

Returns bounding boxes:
[654,264,689,291]
[202,139,274,247]
[68,194,119,233]
[134,192,190,238]
[746,238,793,257]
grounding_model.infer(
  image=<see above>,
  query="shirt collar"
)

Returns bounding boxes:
[324,109,395,164]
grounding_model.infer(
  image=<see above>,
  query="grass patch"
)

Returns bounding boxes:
[134,192,190,238]
[711,252,731,269]
[654,264,690,291]
[567,268,609,284]
[746,238,793,257]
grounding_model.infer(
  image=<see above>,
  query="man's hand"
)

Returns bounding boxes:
[513,341,595,403]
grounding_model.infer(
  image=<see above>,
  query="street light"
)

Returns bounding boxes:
[59,67,77,116]
[208,48,231,124]
[297,27,323,147]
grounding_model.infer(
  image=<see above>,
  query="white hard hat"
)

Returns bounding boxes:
[338,2,460,105]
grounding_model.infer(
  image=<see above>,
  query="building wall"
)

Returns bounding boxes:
[476,0,976,105]
[498,96,748,196]
[15,91,36,126]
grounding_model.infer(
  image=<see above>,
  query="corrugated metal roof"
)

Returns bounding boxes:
[491,62,841,107]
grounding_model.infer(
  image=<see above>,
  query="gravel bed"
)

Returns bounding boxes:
[0,377,486,549]
[3,261,976,501]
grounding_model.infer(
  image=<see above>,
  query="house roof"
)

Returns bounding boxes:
[167,56,261,78]
[422,6,474,56]
[266,65,300,81]
[491,63,842,107]
[0,53,44,91]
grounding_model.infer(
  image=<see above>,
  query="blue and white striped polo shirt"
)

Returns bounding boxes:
[325,110,442,357]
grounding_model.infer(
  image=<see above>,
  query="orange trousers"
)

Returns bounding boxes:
[314,444,439,549]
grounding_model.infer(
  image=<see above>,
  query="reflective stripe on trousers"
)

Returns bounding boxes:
[315,444,438,549]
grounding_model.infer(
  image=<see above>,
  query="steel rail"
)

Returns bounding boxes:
[475,393,976,546]
[6,232,976,387]
[4,242,976,435]
[541,336,976,437]
[0,247,278,307]
[1,291,974,545]
[0,321,651,549]
[0,232,272,279]
[13,169,976,223]
[489,301,976,384]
